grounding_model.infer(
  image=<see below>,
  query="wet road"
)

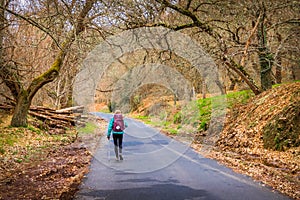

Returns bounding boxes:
[74,113,290,200]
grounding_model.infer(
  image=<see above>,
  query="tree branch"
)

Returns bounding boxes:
[240,13,262,67]
[144,22,196,31]
[155,0,214,35]
[0,6,62,50]
[27,0,97,100]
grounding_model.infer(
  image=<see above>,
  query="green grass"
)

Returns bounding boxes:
[0,133,18,151]
[135,115,149,120]
[165,128,178,135]
[132,89,254,134]
[0,131,21,154]
[272,80,300,88]
[226,90,254,107]
[186,90,253,131]
[98,107,111,113]
[134,115,152,124]
[27,125,42,134]
[78,121,98,134]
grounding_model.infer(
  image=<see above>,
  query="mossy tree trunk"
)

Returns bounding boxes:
[257,2,274,91]
[11,90,31,127]
[0,0,96,127]
[10,54,62,127]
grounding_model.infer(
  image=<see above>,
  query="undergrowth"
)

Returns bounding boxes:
[134,89,254,134]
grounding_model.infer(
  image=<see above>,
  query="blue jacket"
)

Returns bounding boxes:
[107,117,128,137]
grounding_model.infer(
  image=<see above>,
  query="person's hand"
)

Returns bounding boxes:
[107,136,110,140]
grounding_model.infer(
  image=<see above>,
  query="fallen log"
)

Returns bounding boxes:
[29,111,73,126]
[56,106,84,114]
[0,103,85,128]
[0,104,13,110]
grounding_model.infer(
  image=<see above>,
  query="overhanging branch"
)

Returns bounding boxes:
[0,6,62,50]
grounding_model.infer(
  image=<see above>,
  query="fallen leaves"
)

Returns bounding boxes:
[206,82,300,199]
[0,112,104,200]
[0,144,92,200]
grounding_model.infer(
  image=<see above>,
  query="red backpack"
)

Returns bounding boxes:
[112,114,125,132]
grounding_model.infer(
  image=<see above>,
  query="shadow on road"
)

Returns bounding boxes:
[77,182,217,200]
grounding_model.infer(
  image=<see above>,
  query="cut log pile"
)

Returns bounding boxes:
[0,103,85,129]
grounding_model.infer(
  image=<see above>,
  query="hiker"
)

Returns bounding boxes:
[107,110,127,160]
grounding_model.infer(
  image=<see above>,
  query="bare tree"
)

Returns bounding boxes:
[114,0,299,94]
[0,0,97,126]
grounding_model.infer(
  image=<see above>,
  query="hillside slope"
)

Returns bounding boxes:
[210,82,300,199]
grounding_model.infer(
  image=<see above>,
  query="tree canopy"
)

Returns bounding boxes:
[0,0,299,126]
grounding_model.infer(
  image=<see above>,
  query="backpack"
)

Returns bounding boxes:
[112,114,125,132]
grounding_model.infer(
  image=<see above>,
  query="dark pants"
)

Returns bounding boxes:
[113,134,123,157]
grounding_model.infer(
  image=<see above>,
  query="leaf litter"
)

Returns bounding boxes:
[0,111,105,200]
[196,82,300,199]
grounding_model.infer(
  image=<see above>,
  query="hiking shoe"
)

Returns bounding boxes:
[119,155,123,160]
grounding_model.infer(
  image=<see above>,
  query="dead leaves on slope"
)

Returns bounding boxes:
[211,83,300,199]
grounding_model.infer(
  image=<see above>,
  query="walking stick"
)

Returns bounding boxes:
[107,137,111,162]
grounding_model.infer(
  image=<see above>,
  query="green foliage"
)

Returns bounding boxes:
[135,115,152,124]
[133,90,254,135]
[273,80,300,89]
[163,121,171,127]
[173,112,182,124]
[197,98,211,131]
[199,121,208,131]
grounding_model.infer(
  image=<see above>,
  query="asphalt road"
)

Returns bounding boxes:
[74,113,291,200]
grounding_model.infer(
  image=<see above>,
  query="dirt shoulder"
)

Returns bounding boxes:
[0,112,105,200]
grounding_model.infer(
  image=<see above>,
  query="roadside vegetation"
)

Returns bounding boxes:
[132,89,254,137]
[130,82,300,199]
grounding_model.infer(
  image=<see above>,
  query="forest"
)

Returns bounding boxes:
[0,0,299,199]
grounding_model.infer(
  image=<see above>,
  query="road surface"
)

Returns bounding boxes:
[74,113,290,200]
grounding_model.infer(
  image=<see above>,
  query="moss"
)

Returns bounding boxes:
[263,101,300,151]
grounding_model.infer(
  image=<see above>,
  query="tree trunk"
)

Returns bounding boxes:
[202,83,206,99]
[259,51,273,90]
[11,90,31,127]
[275,57,282,84]
[2,0,96,127]
[0,0,4,68]
[275,33,282,84]
[224,58,261,95]
[257,2,274,91]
